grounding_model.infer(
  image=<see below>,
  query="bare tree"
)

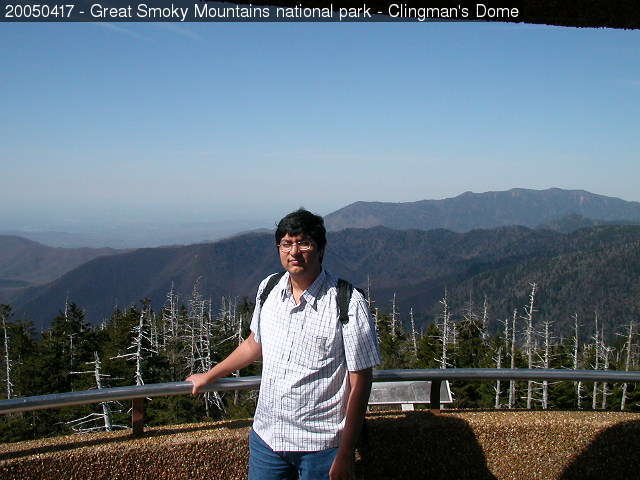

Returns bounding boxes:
[373,307,380,343]
[366,274,373,311]
[192,291,215,416]
[620,322,634,411]
[160,284,181,366]
[390,293,398,339]
[494,346,502,409]
[540,318,554,409]
[150,311,160,352]
[184,280,205,376]
[437,291,452,369]
[112,304,156,386]
[481,296,489,343]
[508,309,517,408]
[68,352,125,433]
[524,283,537,409]
[162,283,179,348]
[1,305,13,400]
[496,315,509,409]
[503,315,510,362]
[599,325,612,410]
[571,313,584,409]
[592,312,600,410]
[409,307,418,360]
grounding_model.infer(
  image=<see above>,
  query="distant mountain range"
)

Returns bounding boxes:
[6,225,640,340]
[0,219,270,249]
[0,235,122,289]
[325,188,640,232]
[5,188,640,337]
[6,188,640,249]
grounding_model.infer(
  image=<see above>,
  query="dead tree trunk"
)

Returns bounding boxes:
[68,352,124,432]
[481,296,489,344]
[541,319,552,410]
[572,313,583,409]
[1,306,13,400]
[371,307,381,344]
[524,283,537,409]
[494,346,502,409]
[134,309,146,386]
[592,312,600,410]
[600,324,610,410]
[112,304,156,387]
[409,307,418,360]
[621,322,634,411]
[390,293,398,339]
[508,309,517,408]
[93,352,113,431]
[438,292,451,369]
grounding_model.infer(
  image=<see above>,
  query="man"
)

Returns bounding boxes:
[186,209,380,480]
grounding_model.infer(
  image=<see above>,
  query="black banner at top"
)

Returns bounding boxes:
[1,0,639,26]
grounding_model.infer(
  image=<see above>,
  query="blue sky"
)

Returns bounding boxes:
[2,21,639,230]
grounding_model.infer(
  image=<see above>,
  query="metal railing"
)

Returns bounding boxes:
[2,368,639,435]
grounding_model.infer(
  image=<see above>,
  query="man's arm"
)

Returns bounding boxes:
[329,367,373,480]
[185,332,262,395]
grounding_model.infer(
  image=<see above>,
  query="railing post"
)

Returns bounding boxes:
[430,380,441,413]
[132,397,145,436]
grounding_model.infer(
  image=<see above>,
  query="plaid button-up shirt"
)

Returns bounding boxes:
[250,269,380,452]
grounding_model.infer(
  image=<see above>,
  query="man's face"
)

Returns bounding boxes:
[278,233,322,279]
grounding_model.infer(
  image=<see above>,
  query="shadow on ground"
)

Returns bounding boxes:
[559,419,640,480]
[359,411,496,480]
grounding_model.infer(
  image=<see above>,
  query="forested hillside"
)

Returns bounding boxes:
[8,225,640,339]
[443,226,640,338]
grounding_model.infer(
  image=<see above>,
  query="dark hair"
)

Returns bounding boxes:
[275,208,327,259]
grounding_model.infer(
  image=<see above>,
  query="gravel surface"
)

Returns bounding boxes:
[1,411,639,479]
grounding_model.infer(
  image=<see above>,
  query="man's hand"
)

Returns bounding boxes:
[184,333,262,396]
[329,451,354,480]
[185,372,210,395]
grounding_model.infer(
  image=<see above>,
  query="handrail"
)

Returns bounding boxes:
[2,368,639,416]
[0,376,262,415]
[372,368,640,382]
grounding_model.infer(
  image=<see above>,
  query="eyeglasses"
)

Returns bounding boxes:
[278,240,314,252]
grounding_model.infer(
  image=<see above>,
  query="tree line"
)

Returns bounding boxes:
[1,279,639,442]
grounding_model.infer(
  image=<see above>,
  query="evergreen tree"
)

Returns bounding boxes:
[450,318,494,408]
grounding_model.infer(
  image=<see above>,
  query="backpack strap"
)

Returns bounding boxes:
[337,278,354,325]
[259,272,286,308]
[336,279,370,460]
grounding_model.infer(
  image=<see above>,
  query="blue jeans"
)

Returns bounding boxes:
[248,429,338,480]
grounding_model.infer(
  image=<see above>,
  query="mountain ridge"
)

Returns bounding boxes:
[325,188,640,232]
[0,235,125,288]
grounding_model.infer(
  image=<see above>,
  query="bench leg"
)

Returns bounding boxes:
[132,397,145,436]
[430,380,441,414]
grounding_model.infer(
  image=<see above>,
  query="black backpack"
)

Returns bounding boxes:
[258,272,362,325]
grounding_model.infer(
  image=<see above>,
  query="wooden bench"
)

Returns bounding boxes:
[368,380,453,412]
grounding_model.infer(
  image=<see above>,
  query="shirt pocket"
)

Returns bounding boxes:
[290,330,330,369]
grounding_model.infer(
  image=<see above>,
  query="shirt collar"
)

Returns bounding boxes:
[279,269,326,311]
